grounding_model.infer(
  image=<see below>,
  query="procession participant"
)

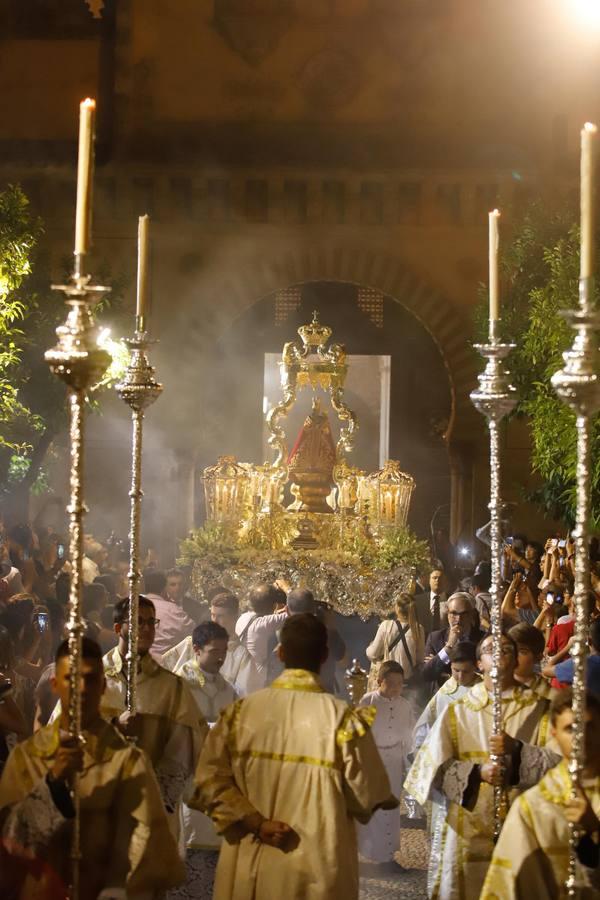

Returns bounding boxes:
[269,590,347,692]
[102,596,205,822]
[175,621,237,722]
[189,614,396,900]
[172,621,238,899]
[161,591,261,696]
[234,583,289,690]
[481,689,600,898]
[357,660,414,867]
[404,632,559,900]
[412,641,480,753]
[0,637,184,899]
[143,569,196,658]
[165,567,210,624]
[508,621,553,699]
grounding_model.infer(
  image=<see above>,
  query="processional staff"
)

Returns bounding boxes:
[470,208,517,841]
[45,98,111,900]
[551,122,598,898]
[116,214,162,713]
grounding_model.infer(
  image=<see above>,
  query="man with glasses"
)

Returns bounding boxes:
[405,632,558,900]
[421,592,485,689]
[102,596,206,831]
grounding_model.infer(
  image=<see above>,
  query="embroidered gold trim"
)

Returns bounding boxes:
[231,748,339,770]
[336,706,376,745]
[430,819,449,899]
[270,668,325,692]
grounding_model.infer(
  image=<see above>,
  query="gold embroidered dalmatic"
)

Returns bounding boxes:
[102,647,207,811]
[189,668,395,900]
[481,759,600,899]
[0,718,185,899]
[404,681,554,900]
[413,676,481,752]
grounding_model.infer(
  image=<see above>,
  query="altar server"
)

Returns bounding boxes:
[412,641,480,753]
[162,591,261,696]
[0,637,184,899]
[481,689,600,898]
[357,660,414,865]
[189,613,396,900]
[172,620,237,898]
[404,632,559,900]
[101,596,206,822]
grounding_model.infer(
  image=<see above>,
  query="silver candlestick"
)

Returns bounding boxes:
[116,315,162,713]
[471,336,517,842]
[45,254,111,899]
[551,276,600,897]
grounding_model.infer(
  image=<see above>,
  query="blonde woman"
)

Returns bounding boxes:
[366,593,425,682]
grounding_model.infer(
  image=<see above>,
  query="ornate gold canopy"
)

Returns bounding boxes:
[202,312,415,543]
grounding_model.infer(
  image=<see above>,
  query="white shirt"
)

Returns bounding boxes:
[221,639,262,696]
[235,609,288,687]
[366,619,424,675]
[82,556,100,585]
[430,590,447,613]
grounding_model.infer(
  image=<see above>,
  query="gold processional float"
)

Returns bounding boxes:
[180,312,429,619]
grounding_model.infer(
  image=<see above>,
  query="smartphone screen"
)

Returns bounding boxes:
[57,543,65,560]
[36,612,49,632]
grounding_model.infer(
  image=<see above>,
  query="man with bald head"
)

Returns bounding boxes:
[234,584,288,690]
[421,592,485,688]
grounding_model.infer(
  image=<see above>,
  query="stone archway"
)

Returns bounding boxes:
[204,240,480,448]
[195,240,482,542]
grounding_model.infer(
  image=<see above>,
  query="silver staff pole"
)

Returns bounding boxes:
[551,123,599,898]
[45,99,110,896]
[116,311,162,713]
[470,212,517,841]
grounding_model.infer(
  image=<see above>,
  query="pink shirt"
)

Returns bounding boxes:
[148,593,196,657]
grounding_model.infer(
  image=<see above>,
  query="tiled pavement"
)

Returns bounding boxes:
[359,864,427,899]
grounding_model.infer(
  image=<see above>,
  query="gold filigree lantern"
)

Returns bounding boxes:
[203,455,250,525]
[363,459,415,529]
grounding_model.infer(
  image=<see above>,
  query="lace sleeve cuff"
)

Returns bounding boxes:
[2,775,69,859]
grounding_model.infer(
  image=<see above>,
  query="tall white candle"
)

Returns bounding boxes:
[580,122,597,280]
[74,98,96,256]
[489,209,501,330]
[136,214,150,322]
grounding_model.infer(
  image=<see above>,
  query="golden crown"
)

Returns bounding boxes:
[298,311,332,350]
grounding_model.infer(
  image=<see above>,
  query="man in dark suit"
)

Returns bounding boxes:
[421,592,485,687]
[414,567,449,635]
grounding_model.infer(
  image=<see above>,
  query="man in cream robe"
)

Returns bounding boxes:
[405,632,559,900]
[172,622,238,899]
[101,597,206,819]
[189,613,396,900]
[412,641,481,752]
[481,690,600,899]
[0,637,184,900]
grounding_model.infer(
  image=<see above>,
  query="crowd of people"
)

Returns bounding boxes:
[0,521,599,898]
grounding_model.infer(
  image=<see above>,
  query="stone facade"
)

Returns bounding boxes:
[2,0,588,552]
